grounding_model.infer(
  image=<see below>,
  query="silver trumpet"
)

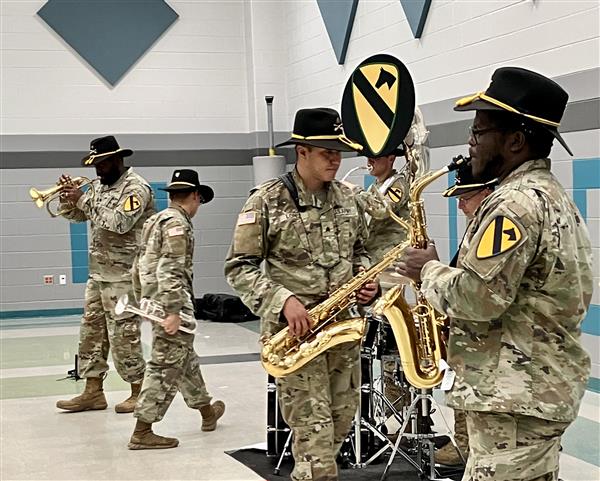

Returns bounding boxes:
[115,294,197,334]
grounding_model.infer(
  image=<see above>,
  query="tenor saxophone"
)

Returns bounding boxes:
[261,236,412,378]
[372,155,468,389]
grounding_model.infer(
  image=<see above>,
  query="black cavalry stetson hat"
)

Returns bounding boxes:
[454,67,572,155]
[81,135,133,166]
[443,161,498,198]
[160,169,214,204]
[276,107,363,152]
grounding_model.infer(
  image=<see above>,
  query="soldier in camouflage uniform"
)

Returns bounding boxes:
[434,161,497,466]
[56,136,155,414]
[397,68,592,481]
[128,169,225,450]
[225,108,379,481]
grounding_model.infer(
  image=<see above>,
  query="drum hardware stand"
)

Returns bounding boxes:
[57,354,81,381]
[344,333,417,470]
[273,431,293,476]
[348,388,420,471]
[380,387,465,481]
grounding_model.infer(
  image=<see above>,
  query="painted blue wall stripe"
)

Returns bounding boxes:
[69,183,168,284]
[571,158,599,340]
[582,304,599,336]
[0,308,82,321]
[572,158,600,222]
[69,223,88,283]
[152,182,168,211]
[588,376,600,394]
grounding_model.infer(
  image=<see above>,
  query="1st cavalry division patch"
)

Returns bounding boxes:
[123,195,141,212]
[387,186,403,203]
[476,215,523,259]
[341,54,415,158]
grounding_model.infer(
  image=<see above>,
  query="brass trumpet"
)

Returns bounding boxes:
[115,294,197,335]
[29,176,95,217]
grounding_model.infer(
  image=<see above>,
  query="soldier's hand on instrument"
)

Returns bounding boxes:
[58,174,72,185]
[357,279,379,304]
[395,245,439,282]
[283,296,311,337]
[162,313,181,335]
[61,185,83,204]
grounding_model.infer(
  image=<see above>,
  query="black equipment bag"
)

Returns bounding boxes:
[194,293,258,323]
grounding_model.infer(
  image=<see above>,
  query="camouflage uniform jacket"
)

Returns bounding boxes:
[362,170,410,264]
[62,168,155,282]
[420,158,593,422]
[133,204,195,315]
[224,169,371,337]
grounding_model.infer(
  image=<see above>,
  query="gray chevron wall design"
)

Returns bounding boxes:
[37,0,178,86]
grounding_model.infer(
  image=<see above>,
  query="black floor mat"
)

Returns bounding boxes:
[226,447,464,481]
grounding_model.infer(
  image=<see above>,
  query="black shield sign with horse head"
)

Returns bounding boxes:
[342,54,415,157]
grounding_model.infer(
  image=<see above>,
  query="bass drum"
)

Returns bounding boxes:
[266,375,291,457]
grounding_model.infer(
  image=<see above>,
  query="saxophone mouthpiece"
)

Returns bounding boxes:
[448,155,470,171]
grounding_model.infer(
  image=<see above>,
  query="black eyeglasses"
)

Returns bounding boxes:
[458,190,481,202]
[467,126,502,144]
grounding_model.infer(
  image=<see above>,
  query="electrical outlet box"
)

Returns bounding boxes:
[43,275,54,285]
[59,275,67,285]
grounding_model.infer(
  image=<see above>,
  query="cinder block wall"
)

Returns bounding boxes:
[2,0,598,387]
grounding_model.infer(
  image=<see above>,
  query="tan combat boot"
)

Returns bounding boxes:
[128,420,179,450]
[56,377,107,412]
[115,383,142,413]
[200,400,225,431]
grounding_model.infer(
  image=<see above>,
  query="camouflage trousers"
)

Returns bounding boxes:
[135,327,212,424]
[454,409,469,451]
[277,342,361,481]
[463,411,569,481]
[78,278,145,383]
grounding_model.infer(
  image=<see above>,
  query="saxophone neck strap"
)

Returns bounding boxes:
[279,172,305,212]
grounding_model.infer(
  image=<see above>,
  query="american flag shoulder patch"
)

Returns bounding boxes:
[237,211,257,226]
[167,226,185,237]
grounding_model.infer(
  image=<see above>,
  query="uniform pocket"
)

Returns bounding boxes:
[151,336,188,367]
[270,214,311,266]
[334,208,358,259]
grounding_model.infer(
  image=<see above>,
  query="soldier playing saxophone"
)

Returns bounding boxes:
[225,108,379,481]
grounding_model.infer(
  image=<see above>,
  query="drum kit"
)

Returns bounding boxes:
[265,313,465,480]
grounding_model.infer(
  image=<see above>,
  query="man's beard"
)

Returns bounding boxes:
[99,170,121,185]
[475,153,503,183]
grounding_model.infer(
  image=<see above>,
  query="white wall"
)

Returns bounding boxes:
[283,0,599,119]
[1,0,254,134]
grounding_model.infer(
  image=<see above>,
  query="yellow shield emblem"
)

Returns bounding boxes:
[476,216,523,259]
[123,195,141,212]
[352,63,399,156]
